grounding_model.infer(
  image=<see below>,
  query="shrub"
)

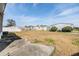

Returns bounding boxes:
[1,31,8,38]
[49,26,57,32]
[62,26,73,32]
[3,31,8,36]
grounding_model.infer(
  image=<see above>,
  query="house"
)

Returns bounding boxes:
[25,25,49,31]
[33,25,49,31]
[25,25,34,30]
[52,23,74,31]
[3,26,22,32]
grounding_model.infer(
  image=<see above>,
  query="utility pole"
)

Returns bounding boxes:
[0,3,6,39]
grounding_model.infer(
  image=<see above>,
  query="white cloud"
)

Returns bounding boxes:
[57,7,79,16]
[10,15,42,26]
[18,15,40,22]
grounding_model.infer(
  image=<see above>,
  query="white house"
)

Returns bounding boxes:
[25,25,34,30]
[3,26,22,32]
[52,23,74,31]
[25,25,49,31]
[33,25,48,31]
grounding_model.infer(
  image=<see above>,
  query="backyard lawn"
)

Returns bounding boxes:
[15,30,79,56]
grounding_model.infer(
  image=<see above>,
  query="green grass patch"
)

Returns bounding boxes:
[72,39,79,46]
[44,38,54,45]
[32,38,55,45]
[32,39,42,43]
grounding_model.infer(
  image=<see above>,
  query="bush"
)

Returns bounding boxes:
[3,31,8,36]
[1,31,8,38]
[49,26,57,32]
[62,26,73,32]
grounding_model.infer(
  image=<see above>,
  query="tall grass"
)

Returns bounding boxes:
[44,38,54,45]
[32,38,55,45]
[72,39,79,46]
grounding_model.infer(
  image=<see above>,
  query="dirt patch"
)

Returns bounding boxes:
[15,30,79,56]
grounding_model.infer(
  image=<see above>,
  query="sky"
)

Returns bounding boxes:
[3,3,79,27]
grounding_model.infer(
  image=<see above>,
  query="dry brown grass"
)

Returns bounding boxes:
[14,30,79,56]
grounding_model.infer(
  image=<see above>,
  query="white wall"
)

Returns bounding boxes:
[32,27,48,31]
[3,26,22,32]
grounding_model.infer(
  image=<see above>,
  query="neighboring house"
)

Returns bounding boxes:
[25,25,49,31]
[25,23,74,31]
[33,25,49,31]
[52,23,74,31]
[25,25,34,30]
[3,26,22,32]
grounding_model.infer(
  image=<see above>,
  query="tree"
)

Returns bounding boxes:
[49,26,57,32]
[62,26,73,32]
[6,19,16,27]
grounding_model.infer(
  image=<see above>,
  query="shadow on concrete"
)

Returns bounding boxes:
[71,52,79,56]
[0,32,21,52]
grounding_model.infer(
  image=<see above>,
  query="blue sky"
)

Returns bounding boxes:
[3,3,79,27]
